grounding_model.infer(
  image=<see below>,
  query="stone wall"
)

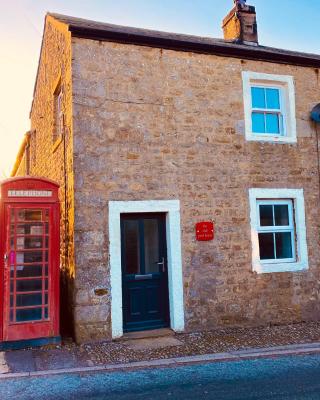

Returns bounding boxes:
[71,37,320,343]
[27,17,75,337]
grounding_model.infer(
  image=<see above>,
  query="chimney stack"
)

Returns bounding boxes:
[222,1,258,46]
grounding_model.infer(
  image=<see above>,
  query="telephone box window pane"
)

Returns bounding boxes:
[10,210,15,222]
[17,237,43,250]
[45,279,48,291]
[16,251,43,264]
[266,88,280,109]
[260,205,274,226]
[10,280,14,292]
[274,205,289,226]
[10,310,14,322]
[10,238,14,250]
[16,293,43,307]
[45,210,49,221]
[252,113,265,133]
[16,265,43,278]
[45,237,49,249]
[10,295,13,307]
[17,210,42,222]
[45,293,48,305]
[275,232,293,259]
[123,220,140,274]
[16,308,42,322]
[266,114,280,134]
[44,308,48,319]
[16,223,43,235]
[251,87,266,108]
[16,279,42,292]
[45,223,49,234]
[259,233,275,260]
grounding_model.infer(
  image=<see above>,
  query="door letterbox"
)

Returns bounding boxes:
[0,177,60,349]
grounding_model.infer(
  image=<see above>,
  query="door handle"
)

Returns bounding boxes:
[4,254,8,263]
[157,257,165,272]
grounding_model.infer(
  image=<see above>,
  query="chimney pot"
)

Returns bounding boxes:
[222,2,258,45]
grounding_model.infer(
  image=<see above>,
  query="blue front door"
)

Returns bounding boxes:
[121,213,170,332]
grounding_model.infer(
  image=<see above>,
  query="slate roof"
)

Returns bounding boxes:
[49,12,320,68]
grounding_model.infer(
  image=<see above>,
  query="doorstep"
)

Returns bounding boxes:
[120,328,175,341]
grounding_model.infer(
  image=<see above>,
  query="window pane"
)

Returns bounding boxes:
[16,279,42,292]
[15,265,43,278]
[252,112,265,133]
[259,233,275,260]
[266,113,280,134]
[266,88,280,109]
[16,293,43,307]
[274,205,289,226]
[16,251,43,264]
[16,308,42,322]
[123,220,140,274]
[15,223,43,235]
[260,205,274,226]
[144,219,160,274]
[17,210,42,222]
[16,237,43,250]
[251,87,266,108]
[276,232,293,259]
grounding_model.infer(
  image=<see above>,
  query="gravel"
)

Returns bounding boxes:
[57,322,320,367]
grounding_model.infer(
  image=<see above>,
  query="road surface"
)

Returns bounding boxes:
[1,354,320,399]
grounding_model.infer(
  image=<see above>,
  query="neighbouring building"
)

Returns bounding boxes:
[11,2,320,343]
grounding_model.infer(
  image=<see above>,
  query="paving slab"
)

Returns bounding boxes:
[5,350,36,373]
[125,336,183,350]
[33,348,83,371]
[0,352,9,374]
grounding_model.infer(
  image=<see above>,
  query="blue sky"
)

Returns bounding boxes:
[0,0,319,177]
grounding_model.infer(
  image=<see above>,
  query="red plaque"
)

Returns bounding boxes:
[196,221,214,241]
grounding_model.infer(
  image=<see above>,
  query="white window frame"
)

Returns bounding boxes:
[249,189,308,273]
[242,72,297,143]
[256,199,295,264]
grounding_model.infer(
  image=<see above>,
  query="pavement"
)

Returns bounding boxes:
[2,321,320,377]
[2,352,320,399]
[1,341,320,379]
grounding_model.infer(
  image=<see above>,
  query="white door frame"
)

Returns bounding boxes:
[109,200,184,338]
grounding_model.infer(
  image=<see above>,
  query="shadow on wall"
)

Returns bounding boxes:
[60,268,75,340]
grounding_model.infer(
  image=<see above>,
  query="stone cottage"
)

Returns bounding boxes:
[11,2,320,343]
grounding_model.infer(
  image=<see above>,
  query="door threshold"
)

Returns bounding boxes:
[119,328,174,341]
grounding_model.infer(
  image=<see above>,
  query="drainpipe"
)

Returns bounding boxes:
[311,104,320,201]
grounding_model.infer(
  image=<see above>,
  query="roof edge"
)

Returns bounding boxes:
[46,13,320,68]
[69,24,320,68]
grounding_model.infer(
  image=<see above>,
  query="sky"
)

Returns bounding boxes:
[0,0,319,178]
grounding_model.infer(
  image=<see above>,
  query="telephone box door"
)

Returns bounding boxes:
[2,204,59,341]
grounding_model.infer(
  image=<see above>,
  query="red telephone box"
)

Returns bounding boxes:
[0,177,60,349]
